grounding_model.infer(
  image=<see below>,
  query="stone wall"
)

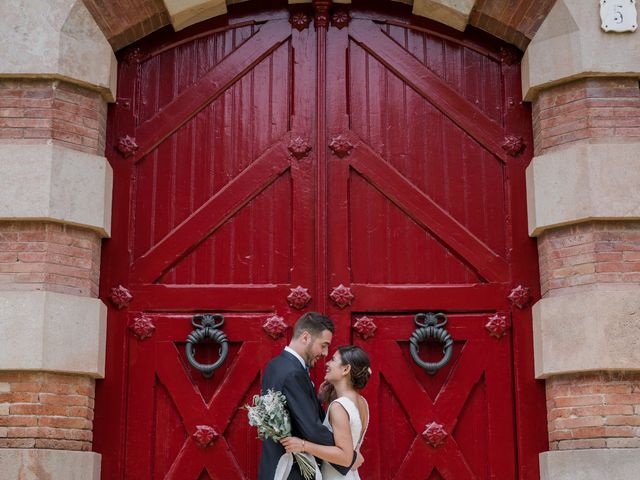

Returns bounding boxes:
[0,0,114,477]
[523,0,640,478]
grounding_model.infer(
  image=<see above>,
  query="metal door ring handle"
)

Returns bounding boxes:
[185,314,229,379]
[409,313,454,375]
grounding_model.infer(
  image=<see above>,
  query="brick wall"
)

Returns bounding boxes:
[538,221,640,298]
[546,372,640,450]
[0,79,107,155]
[82,0,555,52]
[532,78,640,155]
[0,222,101,297]
[469,0,556,50]
[0,372,95,451]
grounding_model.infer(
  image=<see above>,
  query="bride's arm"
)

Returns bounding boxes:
[281,402,354,467]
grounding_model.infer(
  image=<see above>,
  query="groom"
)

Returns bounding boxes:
[258,312,359,479]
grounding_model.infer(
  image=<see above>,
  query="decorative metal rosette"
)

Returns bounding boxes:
[123,47,143,65]
[331,9,351,29]
[329,135,354,158]
[128,314,155,340]
[263,315,288,339]
[508,285,532,309]
[287,286,312,310]
[485,313,510,339]
[502,135,525,157]
[109,285,133,309]
[499,46,519,66]
[330,284,354,308]
[116,135,139,158]
[422,421,448,448]
[288,136,312,159]
[353,316,377,340]
[290,11,311,31]
[192,425,219,448]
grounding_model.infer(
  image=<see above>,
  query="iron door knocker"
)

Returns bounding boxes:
[185,313,229,378]
[409,312,454,375]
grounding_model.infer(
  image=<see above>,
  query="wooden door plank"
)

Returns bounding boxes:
[153,314,269,342]
[164,443,209,480]
[435,440,479,480]
[485,337,518,478]
[348,19,508,163]
[289,25,316,292]
[393,438,476,480]
[130,142,291,283]
[165,440,245,480]
[352,284,509,311]
[123,330,156,478]
[131,20,292,163]
[208,343,262,432]
[156,342,209,431]
[349,138,509,282]
[377,341,435,432]
[434,343,486,427]
[203,442,246,479]
[131,284,287,312]
[391,438,436,480]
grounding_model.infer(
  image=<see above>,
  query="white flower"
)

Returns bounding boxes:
[245,389,317,480]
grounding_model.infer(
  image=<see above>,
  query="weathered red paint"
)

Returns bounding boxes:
[95,2,546,479]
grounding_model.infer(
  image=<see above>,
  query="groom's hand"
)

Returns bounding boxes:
[317,381,335,404]
[352,451,364,471]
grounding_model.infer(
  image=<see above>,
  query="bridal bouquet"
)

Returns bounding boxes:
[246,389,317,480]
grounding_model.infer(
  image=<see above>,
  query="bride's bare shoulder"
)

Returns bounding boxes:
[355,395,369,422]
[355,394,368,410]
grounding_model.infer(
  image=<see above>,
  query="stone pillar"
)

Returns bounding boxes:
[0,0,115,478]
[522,1,640,478]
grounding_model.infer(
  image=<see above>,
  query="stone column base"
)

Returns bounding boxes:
[540,448,640,479]
[0,449,100,479]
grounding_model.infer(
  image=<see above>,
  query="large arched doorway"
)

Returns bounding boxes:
[94,1,546,478]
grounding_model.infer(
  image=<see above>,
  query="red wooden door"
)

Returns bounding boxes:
[322,13,544,479]
[95,3,546,479]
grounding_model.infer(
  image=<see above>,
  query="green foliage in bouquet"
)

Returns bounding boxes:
[246,389,316,480]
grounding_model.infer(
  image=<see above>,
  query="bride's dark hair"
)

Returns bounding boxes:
[337,345,371,390]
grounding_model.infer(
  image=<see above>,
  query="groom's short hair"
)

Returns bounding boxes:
[292,312,335,339]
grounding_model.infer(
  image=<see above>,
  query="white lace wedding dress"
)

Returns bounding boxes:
[320,396,369,480]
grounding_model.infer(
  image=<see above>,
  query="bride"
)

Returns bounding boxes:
[281,345,371,479]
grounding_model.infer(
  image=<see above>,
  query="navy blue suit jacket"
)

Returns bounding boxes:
[257,350,351,479]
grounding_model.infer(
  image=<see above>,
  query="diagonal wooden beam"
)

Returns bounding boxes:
[349,135,509,282]
[130,141,291,283]
[131,19,291,163]
[156,342,208,430]
[164,442,209,480]
[434,439,478,479]
[208,344,262,433]
[348,19,508,163]
[203,441,246,479]
[157,341,256,480]
[435,343,486,427]
[394,436,476,480]
[155,342,259,430]
[380,342,434,433]
[166,439,245,480]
